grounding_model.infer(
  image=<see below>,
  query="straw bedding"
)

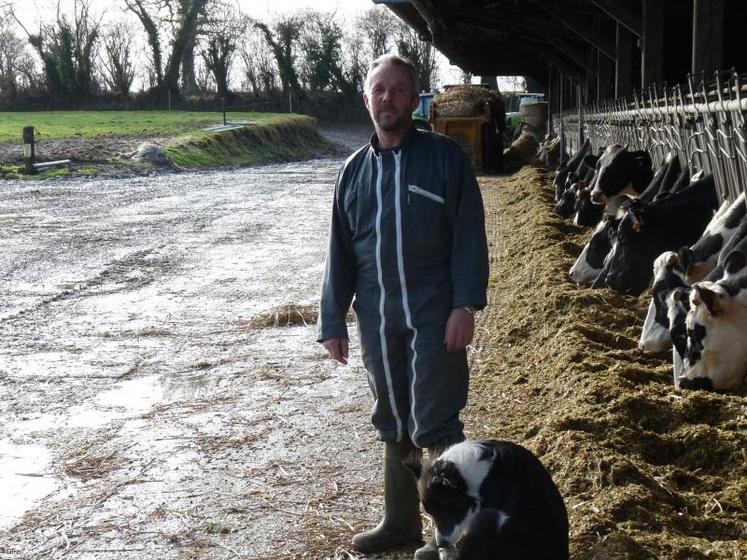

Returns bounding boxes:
[466,165,746,559]
[433,86,502,118]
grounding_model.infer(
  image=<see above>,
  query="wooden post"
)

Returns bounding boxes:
[222,97,226,126]
[23,126,35,174]
[616,20,633,97]
[642,0,664,88]
[692,0,724,74]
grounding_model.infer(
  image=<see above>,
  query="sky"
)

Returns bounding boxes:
[7,0,500,88]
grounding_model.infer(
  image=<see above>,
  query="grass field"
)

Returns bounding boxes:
[0,111,291,143]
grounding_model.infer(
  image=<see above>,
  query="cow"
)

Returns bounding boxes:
[590,145,653,206]
[554,138,591,203]
[638,194,746,352]
[569,215,620,284]
[637,152,676,204]
[681,253,747,390]
[638,251,689,352]
[666,287,691,388]
[556,154,600,219]
[599,174,719,296]
[554,185,578,217]
[677,193,747,283]
[573,183,603,227]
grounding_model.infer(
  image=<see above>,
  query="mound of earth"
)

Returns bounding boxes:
[0,135,172,165]
[466,165,746,559]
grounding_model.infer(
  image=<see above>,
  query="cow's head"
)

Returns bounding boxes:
[603,201,657,296]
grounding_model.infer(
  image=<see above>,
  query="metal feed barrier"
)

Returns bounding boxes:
[552,69,747,204]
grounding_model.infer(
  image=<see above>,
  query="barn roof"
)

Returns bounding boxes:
[373,0,637,83]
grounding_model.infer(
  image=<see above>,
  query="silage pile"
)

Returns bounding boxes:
[433,86,501,118]
[467,165,747,559]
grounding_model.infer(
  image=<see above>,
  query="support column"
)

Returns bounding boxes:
[615,21,633,97]
[595,16,613,100]
[642,0,664,87]
[692,0,724,74]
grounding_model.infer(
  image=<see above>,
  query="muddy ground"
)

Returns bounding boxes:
[0,131,745,560]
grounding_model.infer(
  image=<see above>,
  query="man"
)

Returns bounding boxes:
[317,54,489,560]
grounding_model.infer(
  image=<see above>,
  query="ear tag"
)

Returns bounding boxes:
[633,221,641,232]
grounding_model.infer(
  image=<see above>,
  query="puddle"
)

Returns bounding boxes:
[0,439,58,529]
[96,372,225,412]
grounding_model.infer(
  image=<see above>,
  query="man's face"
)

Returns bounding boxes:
[364,63,419,133]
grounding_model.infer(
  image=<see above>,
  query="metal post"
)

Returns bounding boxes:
[288,89,293,114]
[222,97,226,126]
[559,73,566,163]
[23,126,35,174]
[577,82,584,147]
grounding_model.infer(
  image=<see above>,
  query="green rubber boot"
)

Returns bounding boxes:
[351,439,424,554]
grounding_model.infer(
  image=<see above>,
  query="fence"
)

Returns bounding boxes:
[552,69,747,203]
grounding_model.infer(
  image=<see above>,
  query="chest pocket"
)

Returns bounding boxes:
[405,183,447,256]
[408,184,444,205]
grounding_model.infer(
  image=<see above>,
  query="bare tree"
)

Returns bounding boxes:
[394,20,437,92]
[299,10,349,93]
[254,16,303,97]
[99,21,135,97]
[341,26,365,94]
[163,0,209,96]
[124,0,213,96]
[356,7,397,60]
[0,16,38,98]
[239,24,278,96]
[199,7,244,97]
[8,0,101,98]
[123,0,163,89]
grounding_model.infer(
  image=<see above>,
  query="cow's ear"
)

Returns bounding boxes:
[665,252,679,267]
[677,247,694,274]
[402,455,423,480]
[695,285,722,317]
[724,250,747,276]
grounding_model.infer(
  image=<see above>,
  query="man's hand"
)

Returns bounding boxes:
[444,308,475,352]
[322,338,349,364]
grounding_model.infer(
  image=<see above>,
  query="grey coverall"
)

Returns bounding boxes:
[317,126,489,448]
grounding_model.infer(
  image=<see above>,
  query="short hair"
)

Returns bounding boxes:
[365,54,420,96]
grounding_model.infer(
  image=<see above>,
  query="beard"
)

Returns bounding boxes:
[372,105,411,132]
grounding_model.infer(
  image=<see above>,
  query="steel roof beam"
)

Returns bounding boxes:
[539,2,617,61]
[589,0,643,37]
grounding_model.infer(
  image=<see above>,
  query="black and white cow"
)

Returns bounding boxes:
[555,154,600,218]
[650,153,683,201]
[666,287,691,388]
[569,215,620,284]
[599,174,719,296]
[590,145,653,206]
[638,194,746,351]
[678,193,747,283]
[554,139,591,203]
[637,152,677,204]
[638,251,689,352]
[681,255,747,390]
[573,183,603,227]
[554,185,578,217]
